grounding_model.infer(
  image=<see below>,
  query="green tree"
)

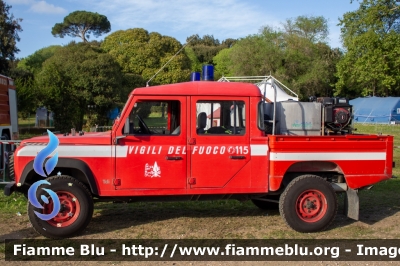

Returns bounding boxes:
[52,11,111,42]
[281,17,341,98]
[186,34,236,65]
[336,0,400,97]
[186,34,220,46]
[0,1,22,74]
[227,26,285,77]
[18,45,61,74]
[9,67,37,119]
[222,38,237,48]
[102,28,191,85]
[283,15,329,43]
[37,42,128,131]
[213,48,233,79]
[216,17,340,100]
[9,46,62,118]
[184,46,202,72]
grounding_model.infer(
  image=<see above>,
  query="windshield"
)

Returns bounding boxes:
[113,94,133,130]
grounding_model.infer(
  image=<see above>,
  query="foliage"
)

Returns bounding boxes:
[282,28,342,98]
[123,73,145,94]
[10,46,66,118]
[0,1,22,74]
[52,11,111,42]
[9,67,37,118]
[336,0,400,97]
[222,38,237,48]
[216,18,340,100]
[37,42,128,131]
[102,28,191,85]
[191,45,223,65]
[283,15,329,43]
[17,45,61,74]
[213,48,233,79]
[184,46,202,72]
[227,27,285,76]
[186,34,236,66]
[186,34,221,46]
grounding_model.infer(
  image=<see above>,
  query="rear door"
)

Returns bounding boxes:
[189,96,251,188]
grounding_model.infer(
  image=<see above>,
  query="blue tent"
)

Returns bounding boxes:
[350,96,400,124]
[107,107,120,120]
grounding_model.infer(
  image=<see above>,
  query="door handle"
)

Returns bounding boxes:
[230,155,246,160]
[166,156,183,160]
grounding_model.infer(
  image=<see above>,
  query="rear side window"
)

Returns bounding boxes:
[196,100,245,135]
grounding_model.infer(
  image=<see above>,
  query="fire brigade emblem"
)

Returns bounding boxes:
[145,162,161,178]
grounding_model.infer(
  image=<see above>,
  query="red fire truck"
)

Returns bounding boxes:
[0,74,18,173]
[4,81,394,239]
[0,74,18,140]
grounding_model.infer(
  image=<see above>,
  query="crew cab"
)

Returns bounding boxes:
[4,81,394,238]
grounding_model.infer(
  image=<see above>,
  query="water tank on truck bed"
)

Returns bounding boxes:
[274,101,322,136]
[268,97,353,136]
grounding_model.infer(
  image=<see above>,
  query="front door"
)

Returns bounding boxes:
[116,96,187,190]
[189,96,251,188]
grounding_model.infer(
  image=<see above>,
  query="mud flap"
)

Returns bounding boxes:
[344,188,359,220]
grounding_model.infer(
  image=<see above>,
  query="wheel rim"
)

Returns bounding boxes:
[43,191,81,227]
[296,189,327,223]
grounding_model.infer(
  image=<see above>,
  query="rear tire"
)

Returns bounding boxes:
[279,174,337,232]
[27,175,93,239]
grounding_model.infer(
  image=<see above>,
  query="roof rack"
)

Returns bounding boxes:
[218,75,298,99]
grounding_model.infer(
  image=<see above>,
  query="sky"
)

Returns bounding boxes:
[6,0,361,59]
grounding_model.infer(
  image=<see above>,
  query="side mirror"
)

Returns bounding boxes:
[123,117,129,135]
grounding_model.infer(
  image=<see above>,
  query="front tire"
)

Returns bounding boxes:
[27,175,94,239]
[279,175,337,232]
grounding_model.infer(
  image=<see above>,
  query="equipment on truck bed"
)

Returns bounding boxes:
[219,75,353,136]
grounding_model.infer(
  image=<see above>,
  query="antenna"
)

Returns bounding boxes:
[146,35,197,87]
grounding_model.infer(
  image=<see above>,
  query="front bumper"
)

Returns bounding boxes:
[4,181,16,196]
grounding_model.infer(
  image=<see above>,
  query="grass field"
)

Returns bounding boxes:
[0,123,399,262]
[18,116,36,127]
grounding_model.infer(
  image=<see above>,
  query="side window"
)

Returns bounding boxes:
[196,100,245,135]
[126,100,181,135]
[258,101,266,131]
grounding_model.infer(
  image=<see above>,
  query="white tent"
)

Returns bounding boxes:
[35,107,54,127]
